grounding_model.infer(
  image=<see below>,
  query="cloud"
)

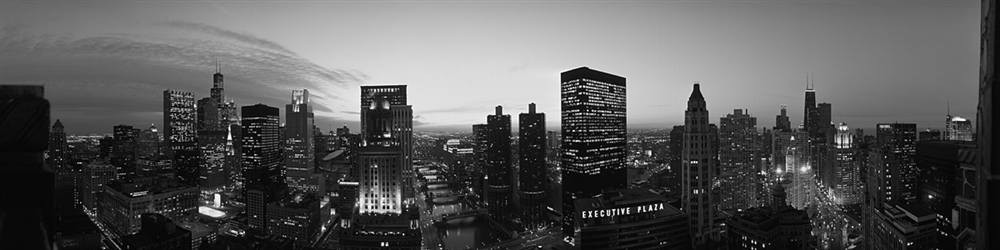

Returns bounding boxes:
[0,23,367,133]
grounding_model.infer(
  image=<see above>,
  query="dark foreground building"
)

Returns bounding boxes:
[122,213,192,250]
[573,189,691,249]
[726,182,812,250]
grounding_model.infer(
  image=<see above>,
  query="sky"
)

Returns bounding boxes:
[0,0,980,134]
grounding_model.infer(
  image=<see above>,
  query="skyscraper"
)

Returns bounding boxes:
[241,104,282,235]
[682,83,718,247]
[875,123,918,204]
[111,125,139,179]
[163,90,199,184]
[163,90,196,156]
[285,89,316,193]
[360,85,414,206]
[804,83,817,137]
[484,106,513,221]
[48,119,68,172]
[832,123,861,205]
[518,103,547,229]
[775,105,791,132]
[719,109,759,211]
[945,115,974,141]
[560,67,627,239]
[358,88,406,215]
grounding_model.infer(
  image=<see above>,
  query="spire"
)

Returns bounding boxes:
[689,82,704,101]
[53,119,63,129]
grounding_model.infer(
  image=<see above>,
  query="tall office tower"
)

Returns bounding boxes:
[360,85,414,205]
[719,109,759,211]
[285,89,316,193]
[241,104,283,235]
[197,97,221,132]
[560,67,627,240]
[519,103,547,229]
[875,123,918,204]
[164,90,196,155]
[483,106,514,221]
[804,83,818,137]
[785,135,815,210]
[48,120,69,172]
[682,83,718,247]
[979,2,1000,248]
[832,123,861,205]
[111,125,139,179]
[358,93,405,215]
[471,124,489,201]
[945,115,974,141]
[163,90,199,184]
[775,105,791,132]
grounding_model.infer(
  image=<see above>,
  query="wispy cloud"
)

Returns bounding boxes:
[0,22,366,133]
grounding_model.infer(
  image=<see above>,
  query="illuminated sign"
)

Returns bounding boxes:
[580,203,666,219]
[130,191,148,197]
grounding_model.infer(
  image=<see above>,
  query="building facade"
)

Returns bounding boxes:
[518,103,548,229]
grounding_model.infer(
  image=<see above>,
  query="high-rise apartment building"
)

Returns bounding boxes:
[519,103,547,229]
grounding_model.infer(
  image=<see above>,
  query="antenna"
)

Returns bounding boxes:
[947,100,951,117]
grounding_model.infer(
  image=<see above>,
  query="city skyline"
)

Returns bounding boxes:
[0,0,980,134]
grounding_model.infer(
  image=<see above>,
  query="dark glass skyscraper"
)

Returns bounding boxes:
[163,89,199,184]
[559,67,626,240]
[241,104,282,235]
[682,83,719,247]
[484,106,513,221]
[519,103,547,228]
[875,123,918,204]
[111,125,138,179]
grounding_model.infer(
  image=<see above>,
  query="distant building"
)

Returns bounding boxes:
[574,189,691,249]
[559,66,628,239]
[945,115,973,141]
[682,83,719,246]
[122,213,192,250]
[918,129,942,142]
[111,125,139,179]
[519,103,548,229]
